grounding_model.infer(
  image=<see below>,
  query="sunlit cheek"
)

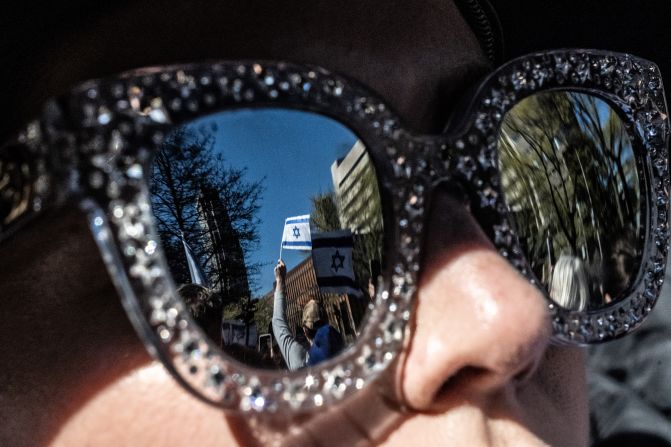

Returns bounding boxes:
[51,363,239,446]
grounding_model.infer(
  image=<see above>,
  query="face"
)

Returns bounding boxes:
[0,1,588,446]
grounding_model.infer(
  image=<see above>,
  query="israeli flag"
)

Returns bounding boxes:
[181,234,209,287]
[281,215,312,250]
[311,229,360,295]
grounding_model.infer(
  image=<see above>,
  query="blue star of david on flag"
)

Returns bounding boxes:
[311,229,361,296]
[331,250,345,272]
[281,215,311,250]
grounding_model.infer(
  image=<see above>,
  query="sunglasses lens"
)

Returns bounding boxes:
[498,91,643,311]
[149,108,384,370]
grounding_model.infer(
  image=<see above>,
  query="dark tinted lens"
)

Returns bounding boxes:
[498,91,642,311]
[149,108,384,370]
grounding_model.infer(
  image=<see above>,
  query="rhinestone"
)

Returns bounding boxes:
[126,164,143,179]
[555,57,571,76]
[208,367,225,387]
[283,381,306,409]
[232,79,243,93]
[289,73,302,85]
[458,156,477,179]
[383,315,404,342]
[479,185,498,207]
[107,182,120,198]
[148,105,169,124]
[475,112,494,132]
[150,309,166,325]
[203,94,216,106]
[89,171,104,188]
[111,83,125,98]
[145,240,157,255]
[109,130,125,153]
[186,100,199,112]
[305,374,316,390]
[169,98,182,111]
[245,389,266,411]
[511,71,528,90]
[97,106,112,125]
[531,65,551,86]
[324,367,348,400]
[375,336,383,348]
[158,326,172,341]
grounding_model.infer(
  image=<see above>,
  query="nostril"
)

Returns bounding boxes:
[434,366,488,403]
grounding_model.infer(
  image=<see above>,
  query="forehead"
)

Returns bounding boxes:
[1,0,489,137]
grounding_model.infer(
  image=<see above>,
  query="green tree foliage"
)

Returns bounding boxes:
[499,91,640,289]
[310,192,341,232]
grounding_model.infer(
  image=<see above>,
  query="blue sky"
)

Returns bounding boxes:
[185,108,358,297]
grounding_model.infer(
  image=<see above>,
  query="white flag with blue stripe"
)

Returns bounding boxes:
[281,215,312,250]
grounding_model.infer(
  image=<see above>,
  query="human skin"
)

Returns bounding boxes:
[0,1,588,446]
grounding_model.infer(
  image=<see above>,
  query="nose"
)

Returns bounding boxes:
[399,187,551,411]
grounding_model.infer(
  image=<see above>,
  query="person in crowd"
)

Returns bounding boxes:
[550,253,590,312]
[177,283,222,343]
[272,260,345,370]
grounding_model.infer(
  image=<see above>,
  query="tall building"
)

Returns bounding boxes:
[197,185,251,304]
[330,140,383,234]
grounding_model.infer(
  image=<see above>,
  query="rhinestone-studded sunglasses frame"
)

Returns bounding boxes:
[0,49,668,415]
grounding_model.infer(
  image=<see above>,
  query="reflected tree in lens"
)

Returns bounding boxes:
[498,91,641,309]
[150,127,264,344]
[311,192,341,232]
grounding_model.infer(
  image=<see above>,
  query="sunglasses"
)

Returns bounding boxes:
[0,49,668,416]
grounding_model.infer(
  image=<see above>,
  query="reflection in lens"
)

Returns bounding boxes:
[498,91,642,311]
[149,108,384,370]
